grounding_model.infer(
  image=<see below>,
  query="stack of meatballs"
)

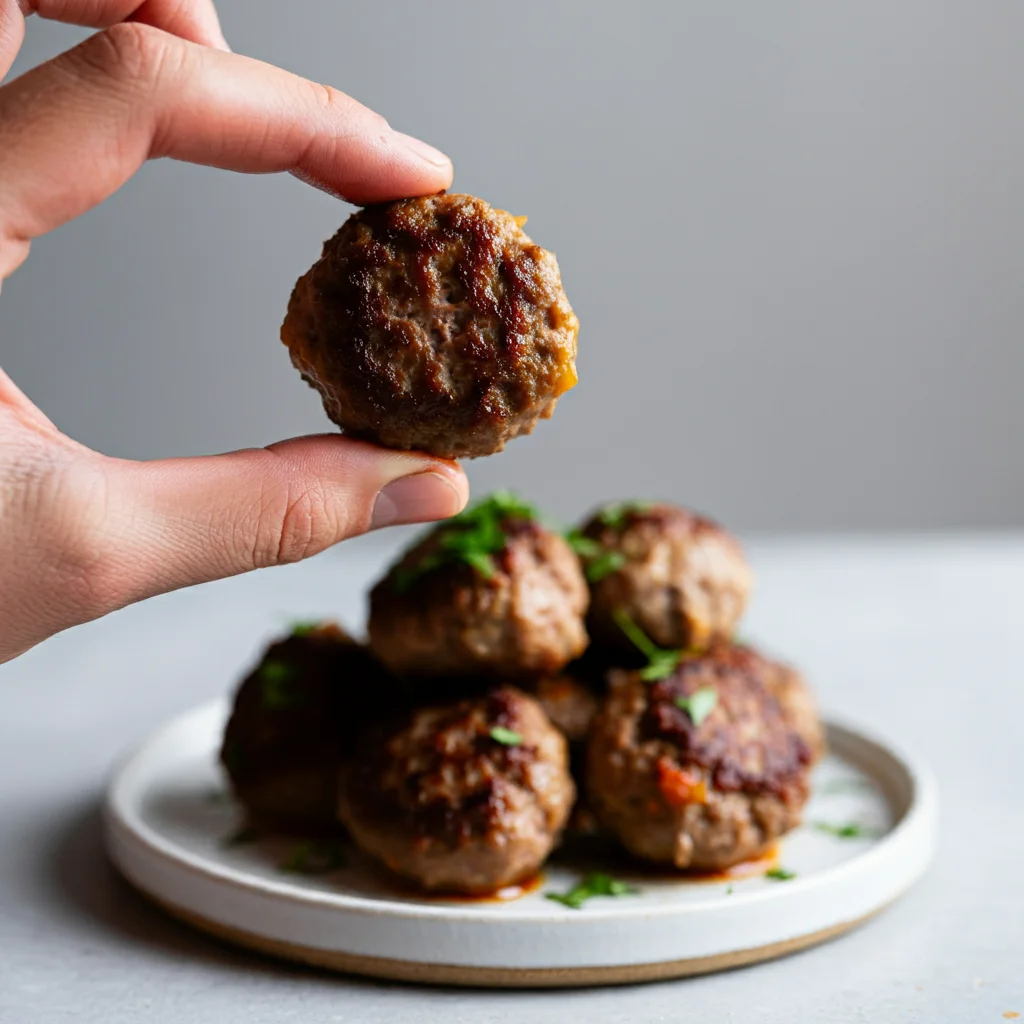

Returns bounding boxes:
[221,494,824,896]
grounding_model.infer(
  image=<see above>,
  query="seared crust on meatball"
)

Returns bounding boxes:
[369,512,589,678]
[220,625,390,832]
[580,502,752,654]
[710,643,826,762]
[338,687,575,894]
[586,651,811,870]
[281,193,579,459]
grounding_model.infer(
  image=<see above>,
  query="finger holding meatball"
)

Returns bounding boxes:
[368,492,589,679]
[574,501,753,655]
[281,193,579,459]
[586,646,812,872]
[338,686,575,895]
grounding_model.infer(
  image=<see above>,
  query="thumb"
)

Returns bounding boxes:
[97,434,468,604]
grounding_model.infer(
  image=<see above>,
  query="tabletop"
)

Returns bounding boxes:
[1,531,1021,1023]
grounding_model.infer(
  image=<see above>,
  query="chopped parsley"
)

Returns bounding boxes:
[489,726,523,746]
[288,620,323,637]
[813,821,880,839]
[674,686,719,727]
[278,840,346,875]
[726,885,735,895]
[391,491,538,593]
[612,609,692,681]
[222,825,261,847]
[596,500,655,531]
[545,872,639,910]
[258,659,303,710]
[564,530,627,582]
[765,867,796,881]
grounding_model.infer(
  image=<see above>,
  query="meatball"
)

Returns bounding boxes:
[586,649,812,871]
[220,624,391,832]
[338,687,575,894]
[578,502,752,654]
[712,642,826,762]
[280,193,579,459]
[368,493,589,678]
[529,670,599,745]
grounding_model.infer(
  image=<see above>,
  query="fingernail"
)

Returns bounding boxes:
[370,471,462,530]
[392,132,451,169]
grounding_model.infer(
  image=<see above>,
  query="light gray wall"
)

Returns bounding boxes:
[2,0,1023,531]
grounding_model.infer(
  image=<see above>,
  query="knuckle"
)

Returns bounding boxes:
[74,21,176,88]
[250,474,343,569]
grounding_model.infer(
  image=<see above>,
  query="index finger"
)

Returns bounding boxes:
[0,0,229,80]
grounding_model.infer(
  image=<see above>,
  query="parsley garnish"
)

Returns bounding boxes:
[545,872,639,909]
[289,621,322,637]
[612,609,692,681]
[765,867,796,881]
[278,840,346,874]
[222,825,261,847]
[596,500,655,531]
[674,686,718,727]
[391,491,538,593]
[258,659,302,710]
[726,884,735,895]
[489,726,523,746]
[813,821,880,839]
[564,530,627,582]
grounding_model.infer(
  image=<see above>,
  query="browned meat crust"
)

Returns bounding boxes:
[579,502,752,654]
[219,625,391,832]
[338,687,575,894]
[369,517,588,678]
[281,193,579,459]
[586,648,812,870]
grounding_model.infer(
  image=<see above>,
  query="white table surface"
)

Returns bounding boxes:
[2,532,1022,1023]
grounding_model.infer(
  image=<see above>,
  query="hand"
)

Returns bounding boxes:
[0,1,469,664]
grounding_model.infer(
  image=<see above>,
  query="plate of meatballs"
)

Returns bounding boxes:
[104,494,937,988]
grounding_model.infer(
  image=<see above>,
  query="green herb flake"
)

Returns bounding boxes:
[765,867,796,882]
[674,687,719,727]
[489,726,523,746]
[278,840,346,875]
[726,885,734,895]
[258,659,303,710]
[597,500,655,531]
[390,492,537,592]
[584,550,627,583]
[813,821,880,840]
[289,620,323,637]
[545,872,639,910]
[222,825,261,847]
[614,609,691,682]
[564,530,603,559]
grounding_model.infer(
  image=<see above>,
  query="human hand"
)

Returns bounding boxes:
[0,0,469,664]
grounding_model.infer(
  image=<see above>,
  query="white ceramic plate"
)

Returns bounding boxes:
[104,700,937,987]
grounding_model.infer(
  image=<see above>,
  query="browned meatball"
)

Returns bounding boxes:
[577,502,752,655]
[368,494,588,678]
[711,642,826,762]
[529,671,600,744]
[586,649,812,871]
[338,687,575,894]
[281,194,579,459]
[220,624,392,833]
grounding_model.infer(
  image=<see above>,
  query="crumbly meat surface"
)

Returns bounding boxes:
[338,686,575,894]
[281,193,579,459]
[368,517,588,678]
[586,650,812,870]
[580,503,753,654]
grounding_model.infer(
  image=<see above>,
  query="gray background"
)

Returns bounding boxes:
[2,0,1023,531]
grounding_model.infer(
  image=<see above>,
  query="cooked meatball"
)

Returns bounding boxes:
[529,670,599,744]
[368,494,589,678]
[586,649,812,871]
[578,502,752,654]
[712,642,826,762]
[280,193,579,459]
[220,624,391,832]
[338,687,575,894]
